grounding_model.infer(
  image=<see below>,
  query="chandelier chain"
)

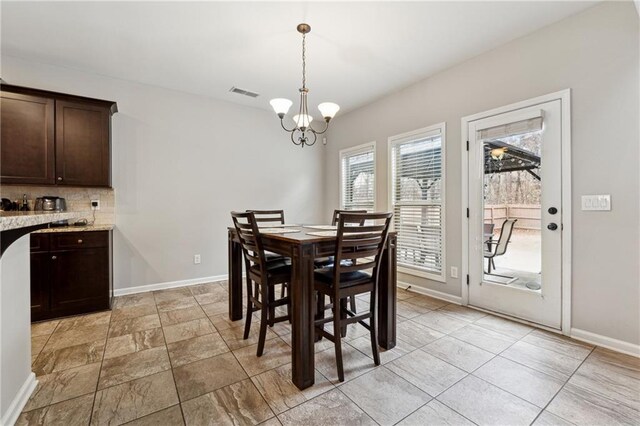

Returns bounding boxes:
[301,32,306,89]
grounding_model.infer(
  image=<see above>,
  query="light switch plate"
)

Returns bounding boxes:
[581,194,611,211]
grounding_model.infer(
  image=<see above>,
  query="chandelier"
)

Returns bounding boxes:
[270,23,340,148]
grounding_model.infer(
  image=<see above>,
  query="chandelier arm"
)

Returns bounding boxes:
[291,131,302,145]
[308,120,329,135]
[280,118,296,133]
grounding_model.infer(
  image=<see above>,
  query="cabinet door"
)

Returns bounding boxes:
[50,248,109,316]
[1,91,55,184]
[30,252,51,321]
[56,100,110,187]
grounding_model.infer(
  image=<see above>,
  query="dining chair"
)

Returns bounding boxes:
[485,219,517,274]
[231,211,291,356]
[483,223,496,272]
[314,211,393,382]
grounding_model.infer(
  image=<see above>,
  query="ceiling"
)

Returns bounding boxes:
[1,1,597,116]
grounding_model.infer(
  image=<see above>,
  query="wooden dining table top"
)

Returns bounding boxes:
[228,224,397,244]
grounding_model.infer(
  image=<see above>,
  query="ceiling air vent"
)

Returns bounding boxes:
[229,86,260,98]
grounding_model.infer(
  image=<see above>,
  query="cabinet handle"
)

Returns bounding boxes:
[51,256,57,260]
[78,239,83,244]
[57,177,63,181]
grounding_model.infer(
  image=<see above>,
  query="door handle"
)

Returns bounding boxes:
[547,223,558,231]
[548,207,558,215]
[51,255,57,260]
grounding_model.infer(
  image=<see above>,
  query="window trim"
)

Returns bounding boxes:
[339,141,377,211]
[388,123,446,283]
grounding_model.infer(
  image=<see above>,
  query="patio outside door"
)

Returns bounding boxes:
[467,99,563,329]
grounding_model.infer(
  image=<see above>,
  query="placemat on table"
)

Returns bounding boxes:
[306,231,337,237]
[305,225,337,230]
[260,228,301,234]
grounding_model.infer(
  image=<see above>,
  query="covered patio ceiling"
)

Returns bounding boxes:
[484,140,541,180]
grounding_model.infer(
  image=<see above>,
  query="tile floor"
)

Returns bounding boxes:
[21,281,639,425]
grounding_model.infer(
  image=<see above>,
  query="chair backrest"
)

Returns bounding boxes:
[231,211,268,282]
[495,219,517,256]
[246,210,285,227]
[332,209,367,226]
[333,212,393,291]
[483,223,495,236]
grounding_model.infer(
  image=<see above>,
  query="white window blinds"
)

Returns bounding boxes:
[340,144,375,211]
[390,127,445,278]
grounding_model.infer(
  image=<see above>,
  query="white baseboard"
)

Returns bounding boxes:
[1,373,37,426]
[398,281,462,304]
[114,275,228,296]
[571,328,640,358]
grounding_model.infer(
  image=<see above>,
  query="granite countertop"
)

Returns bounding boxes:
[34,224,115,233]
[0,211,81,232]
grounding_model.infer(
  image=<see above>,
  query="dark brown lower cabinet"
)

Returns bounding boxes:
[30,230,113,322]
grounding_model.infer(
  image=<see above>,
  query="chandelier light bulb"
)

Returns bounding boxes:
[270,98,293,117]
[292,114,313,128]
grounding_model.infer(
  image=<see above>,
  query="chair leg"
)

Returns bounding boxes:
[243,279,253,340]
[487,257,493,274]
[340,298,348,338]
[257,286,269,357]
[315,292,325,341]
[369,292,380,366]
[333,302,345,382]
[268,285,275,328]
[349,295,357,313]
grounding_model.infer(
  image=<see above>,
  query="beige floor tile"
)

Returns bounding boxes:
[280,331,338,354]
[193,288,228,305]
[112,303,158,321]
[200,301,231,317]
[396,289,415,300]
[259,417,283,426]
[522,329,593,361]
[396,320,445,348]
[423,336,494,372]
[157,296,199,313]
[437,304,487,322]
[104,328,165,360]
[208,314,244,331]
[163,317,216,344]
[387,349,467,396]
[233,338,291,376]
[396,301,432,319]
[181,379,274,425]
[32,335,50,356]
[412,311,469,334]
[16,394,94,426]
[173,352,248,401]
[92,370,179,425]
[33,339,106,376]
[98,346,171,389]
[251,364,334,414]
[44,324,109,351]
[123,405,184,426]
[449,323,516,354]
[153,287,193,303]
[189,282,227,296]
[277,389,376,426]
[589,347,640,378]
[113,292,157,309]
[348,334,416,364]
[474,315,533,340]
[547,382,639,425]
[501,341,583,380]
[569,354,640,410]
[23,363,101,411]
[532,410,574,425]
[31,320,60,337]
[160,305,207,327]
[404,294,449,310]
[474,356,565,407]
[56,311,112,333]
[109,314,161,338]
[340,367,431,425]
[167,332,230,367]
[218,321,278,351]
[314,342,377,384]
[438,375,540,426]
[397,399,475,426]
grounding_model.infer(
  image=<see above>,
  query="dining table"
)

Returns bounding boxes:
[228,224,397,390]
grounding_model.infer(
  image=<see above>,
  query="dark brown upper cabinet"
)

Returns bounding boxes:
[0,84,117,187]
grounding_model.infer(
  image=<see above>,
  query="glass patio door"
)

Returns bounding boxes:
[468,100,563,329]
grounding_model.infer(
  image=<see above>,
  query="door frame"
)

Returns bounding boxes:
[460,89,572,334]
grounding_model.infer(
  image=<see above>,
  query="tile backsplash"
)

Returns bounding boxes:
[0,185,115,225]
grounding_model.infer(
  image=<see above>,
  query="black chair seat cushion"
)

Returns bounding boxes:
[250,259,292,279]
[265,251,288,262]
[314,267,371,288]
[314,258,354,269]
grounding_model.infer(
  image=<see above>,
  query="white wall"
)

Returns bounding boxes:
[1,57,325,290]
[0,235,35,425]
[324,2,640,345]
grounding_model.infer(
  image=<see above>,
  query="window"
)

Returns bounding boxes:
[389,124,445,281]
[340,142,376,211]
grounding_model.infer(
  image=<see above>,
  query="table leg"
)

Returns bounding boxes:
[290,244,315,390]
[377,234,397,350]
[228,231,243,321]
